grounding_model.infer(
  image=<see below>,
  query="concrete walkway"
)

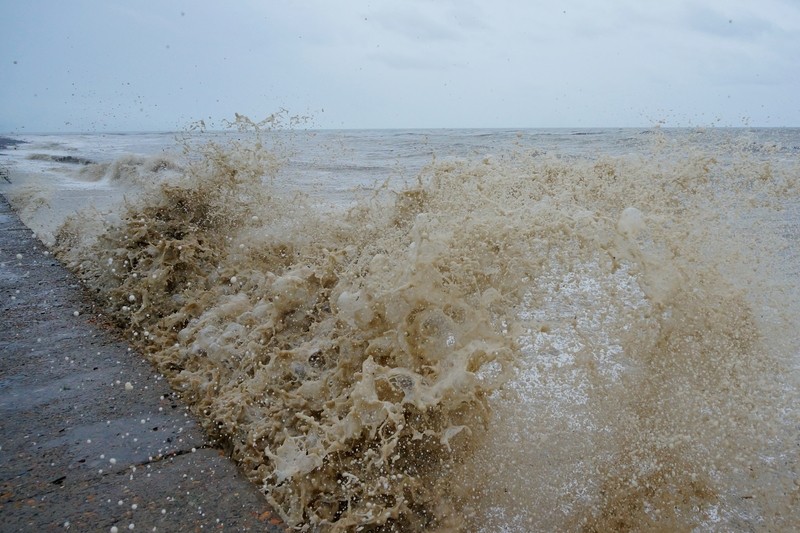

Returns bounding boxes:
[0,195,284,532]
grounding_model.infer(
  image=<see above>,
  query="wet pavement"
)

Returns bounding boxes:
[0,195,284,532]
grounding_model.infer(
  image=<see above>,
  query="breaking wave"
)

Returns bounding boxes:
[49,122,799,531]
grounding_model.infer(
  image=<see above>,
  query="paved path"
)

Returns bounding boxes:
[0,194,284,532]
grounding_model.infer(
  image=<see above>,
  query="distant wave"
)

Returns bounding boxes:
[27,153,94,165]
[0,136,27,151]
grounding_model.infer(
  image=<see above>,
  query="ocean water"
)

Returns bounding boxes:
[1,124,799,531]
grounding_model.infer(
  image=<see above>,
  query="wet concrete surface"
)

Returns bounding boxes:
[0,195,284,532]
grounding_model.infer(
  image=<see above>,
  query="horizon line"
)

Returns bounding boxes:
[3,124,799,136]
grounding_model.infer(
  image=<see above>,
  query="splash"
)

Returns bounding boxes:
[45,123,799,531]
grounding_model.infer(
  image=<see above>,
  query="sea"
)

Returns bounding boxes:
[1,125,799,531]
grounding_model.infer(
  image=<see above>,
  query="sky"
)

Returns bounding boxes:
[1,0,799,132]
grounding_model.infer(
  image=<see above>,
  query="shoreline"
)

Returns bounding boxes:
[0,194,284,532]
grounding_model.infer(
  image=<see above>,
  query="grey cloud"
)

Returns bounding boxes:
[368,50,463,71]
[684,5,778,40]
[371,7,465,42]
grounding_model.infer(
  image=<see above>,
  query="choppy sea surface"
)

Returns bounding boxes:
[2,125,799,531]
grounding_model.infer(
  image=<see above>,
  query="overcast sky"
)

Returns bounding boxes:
[1,0,799,132]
